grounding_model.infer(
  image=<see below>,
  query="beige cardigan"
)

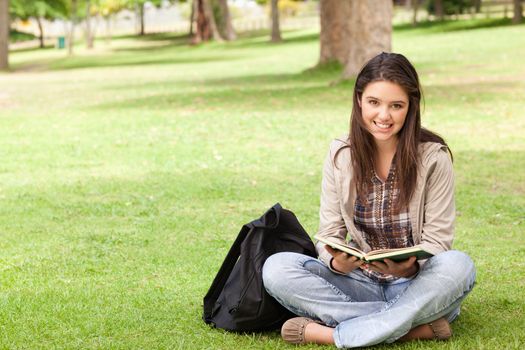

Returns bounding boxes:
[316,137,455,267]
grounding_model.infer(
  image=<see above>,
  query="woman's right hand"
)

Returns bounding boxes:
[325,245,364,274]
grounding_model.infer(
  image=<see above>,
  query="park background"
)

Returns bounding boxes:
[1,0,524,349]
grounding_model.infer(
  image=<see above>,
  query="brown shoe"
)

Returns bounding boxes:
[429,317,452,340]
[281,317,317,344]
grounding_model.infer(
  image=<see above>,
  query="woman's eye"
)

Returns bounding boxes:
[392,104,403,110]
[369,100,379,106]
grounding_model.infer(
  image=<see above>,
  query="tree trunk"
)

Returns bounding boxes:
[0,0,9,70]
[105,16,112,44]
[342,0,392,79]
[270,0,281,42]
[85,0,94,48]
[189,0,196,36]
[319,0,352,65]
[139,3,145,35]
[434,0,444,21]
[204,0,223,41]
[68,0,78,56]
[192,0,222,43]
[218,0,236,41]
[513,0,523,24]
[193,0,209,43]
[36,16,45,48]
[411,0,419,26]
[474,0,481,13]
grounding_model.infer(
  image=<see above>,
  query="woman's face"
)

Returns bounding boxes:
[359,80,409,148]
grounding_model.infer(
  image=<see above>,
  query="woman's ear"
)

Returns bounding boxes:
[357,95,362,108]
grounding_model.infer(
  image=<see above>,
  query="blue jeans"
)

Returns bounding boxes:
[262,250,476,348]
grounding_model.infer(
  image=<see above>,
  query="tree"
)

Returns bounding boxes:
[191,0,222,43]
[189,0,196,36]
[427,0,474,18]
[318,0,392,80]
[137,0,145,35]
[319,0,352,65]
[434,0,444,20]
[474,0,481,13]
[513,0,523,24]
[0,0,8,70]
[85,0,95,48]
[270,0,281,42]
[10,0,67,49]
[188,0,236,43]
[216,0,236,41]
[342,0,392,79]
[98,0,125,44]
[411,0,419,26]
[131,0,161,36]
[67,0,78,55]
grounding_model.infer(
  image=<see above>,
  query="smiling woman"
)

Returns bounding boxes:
[360,82,408,146]
[359,81,409,180]
[262,52,477,348]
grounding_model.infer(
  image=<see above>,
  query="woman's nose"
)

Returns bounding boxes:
[378,106,391,120]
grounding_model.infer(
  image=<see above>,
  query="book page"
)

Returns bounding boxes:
[314,235,366,259]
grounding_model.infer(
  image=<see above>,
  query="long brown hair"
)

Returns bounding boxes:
[344,52,450,208]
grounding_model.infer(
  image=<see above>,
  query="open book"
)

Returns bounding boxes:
[314,235,433,262]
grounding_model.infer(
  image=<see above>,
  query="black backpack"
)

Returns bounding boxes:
[202,203,317,332]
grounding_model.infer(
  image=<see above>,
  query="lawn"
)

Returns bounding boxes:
[1,20,524,349]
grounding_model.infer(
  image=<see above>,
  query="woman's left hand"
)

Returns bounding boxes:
[365,256,419,278]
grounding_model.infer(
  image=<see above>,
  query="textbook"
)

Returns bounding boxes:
[314,235,433,262]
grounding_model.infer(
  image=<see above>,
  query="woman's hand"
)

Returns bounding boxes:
[325,245,364,274]
[366,256,419,278]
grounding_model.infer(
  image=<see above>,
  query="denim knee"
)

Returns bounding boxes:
[428,250,476,289]
[262,252,302,296]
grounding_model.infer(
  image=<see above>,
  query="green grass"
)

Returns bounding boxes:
[1,20,524,349]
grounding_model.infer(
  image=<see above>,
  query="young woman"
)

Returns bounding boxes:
[262,52,476,348]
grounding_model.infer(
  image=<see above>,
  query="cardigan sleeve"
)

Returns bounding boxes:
[419,149,455,255]
[316,143,349,269]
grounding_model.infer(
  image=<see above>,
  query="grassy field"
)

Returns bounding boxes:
[1,19,524,349]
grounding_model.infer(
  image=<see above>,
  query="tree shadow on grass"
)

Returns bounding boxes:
[93,60,347,96]
[12,48,244,72]
[110,33,200,53]
[12,33,247,72]
[116,32,192,43]
[45,53,243,71]
[394,17,521,33]
[90,80,350,113]
[88,66,353,113]
[223,30,320,49]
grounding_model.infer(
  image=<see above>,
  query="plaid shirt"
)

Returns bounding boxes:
[353,164,413,282]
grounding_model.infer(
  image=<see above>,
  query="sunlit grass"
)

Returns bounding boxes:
[1,20,524,349]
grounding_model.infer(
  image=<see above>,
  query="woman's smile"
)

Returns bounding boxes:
[373,121,393,130]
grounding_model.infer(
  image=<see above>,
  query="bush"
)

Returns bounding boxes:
[10,29,36,43]
[426,0,475,16]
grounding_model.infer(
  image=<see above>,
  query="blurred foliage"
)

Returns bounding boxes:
[10,0,67,20]
[257,0,316,18]
[426,0,475,15]
[9,29,36,43]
